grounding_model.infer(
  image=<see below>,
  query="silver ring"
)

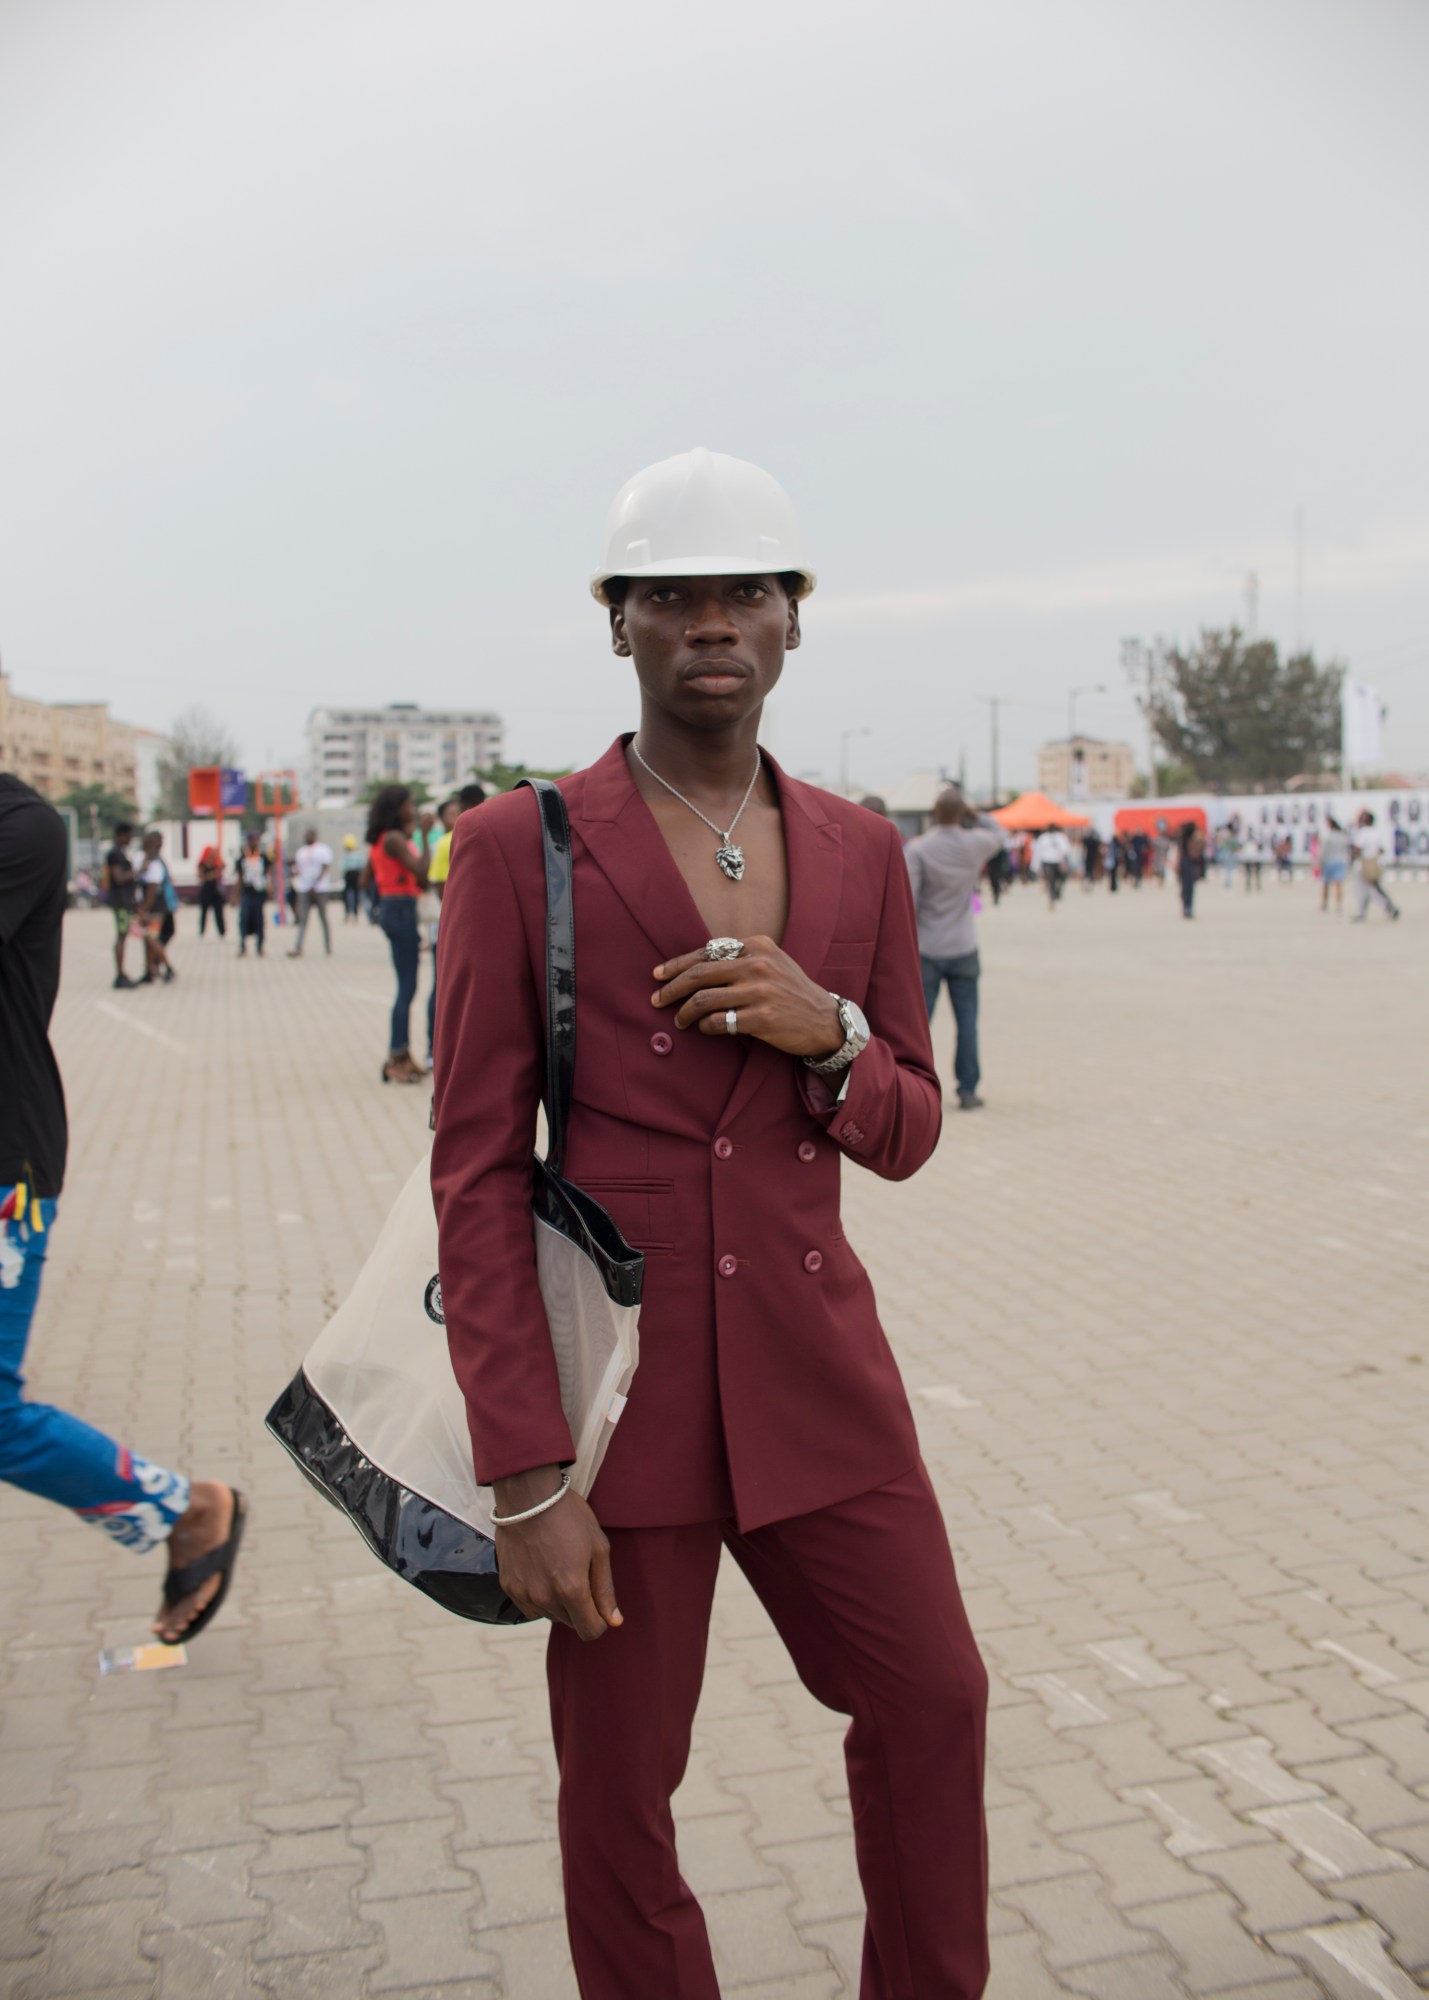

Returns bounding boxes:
[705,936,745,962]
[724,1009,739,1035]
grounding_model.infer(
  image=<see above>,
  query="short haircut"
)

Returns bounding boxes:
[113,822,134,839]
[457,781,487,811]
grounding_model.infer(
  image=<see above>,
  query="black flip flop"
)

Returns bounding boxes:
[161,1489,247,1645]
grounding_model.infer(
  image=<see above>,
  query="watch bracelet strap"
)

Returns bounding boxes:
[804,995,857,1075]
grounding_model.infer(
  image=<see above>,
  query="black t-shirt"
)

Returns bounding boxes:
[0,777,69,1197]
[105,842,137,909]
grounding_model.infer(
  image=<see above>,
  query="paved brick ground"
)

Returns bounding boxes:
[2,872,1426,1998]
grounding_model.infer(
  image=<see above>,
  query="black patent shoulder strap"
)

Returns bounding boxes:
[520,779,575,1177]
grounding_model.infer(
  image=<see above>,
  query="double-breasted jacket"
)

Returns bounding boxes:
[430,737,941,1531]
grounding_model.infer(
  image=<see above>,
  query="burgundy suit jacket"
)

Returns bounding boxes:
[430,738,941,1532]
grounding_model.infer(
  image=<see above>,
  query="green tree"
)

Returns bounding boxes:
[358,776,433,807]
[55,780,140,829]
[154,707,241,819]
[1147,630,1342,790]
[1129,760,1200,799]
[473,760,573,793]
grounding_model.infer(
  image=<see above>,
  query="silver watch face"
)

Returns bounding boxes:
[838,997,870,1053]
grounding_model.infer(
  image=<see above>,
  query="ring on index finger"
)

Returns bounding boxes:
[704,936,745,962]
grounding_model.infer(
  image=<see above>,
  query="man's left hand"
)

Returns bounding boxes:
[652,937,844,1058]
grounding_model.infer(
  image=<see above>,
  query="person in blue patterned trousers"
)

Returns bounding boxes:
[0,774,246,1644]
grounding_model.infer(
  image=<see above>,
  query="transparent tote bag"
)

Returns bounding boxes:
[265,780,643,1622]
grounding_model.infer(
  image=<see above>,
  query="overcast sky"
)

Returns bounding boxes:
[3,0,1426,794]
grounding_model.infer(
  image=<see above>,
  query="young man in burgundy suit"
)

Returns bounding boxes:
[431,449,988,1998]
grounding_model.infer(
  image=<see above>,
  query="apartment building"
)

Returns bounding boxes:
[0,670,140,804]
[1038,734,1136,802]
[306,702,504,806]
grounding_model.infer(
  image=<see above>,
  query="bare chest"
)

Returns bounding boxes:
[646,792,789,945]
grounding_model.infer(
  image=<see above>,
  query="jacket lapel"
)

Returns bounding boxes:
[574,737,711,965]
[574,739,848,1134]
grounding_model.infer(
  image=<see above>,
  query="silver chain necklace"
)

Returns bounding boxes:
[631,739,761,882]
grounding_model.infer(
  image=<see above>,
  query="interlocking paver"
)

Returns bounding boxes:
[5,882,1426,1994]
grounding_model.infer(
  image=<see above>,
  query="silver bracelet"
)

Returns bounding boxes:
[490,1471,572,1527]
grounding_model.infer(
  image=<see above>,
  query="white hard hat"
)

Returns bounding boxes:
[590,447,816,605]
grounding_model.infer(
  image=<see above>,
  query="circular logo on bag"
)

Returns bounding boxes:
[424,1275,444,1324]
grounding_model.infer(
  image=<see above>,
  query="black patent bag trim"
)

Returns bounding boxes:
[265,1370,528,1624]
[521,779,643,1310]
[521,778,576,1179]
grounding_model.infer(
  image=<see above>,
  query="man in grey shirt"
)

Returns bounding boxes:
[905,788,1006,1109]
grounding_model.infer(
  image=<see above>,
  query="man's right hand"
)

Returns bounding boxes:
[492,1465,621,1642]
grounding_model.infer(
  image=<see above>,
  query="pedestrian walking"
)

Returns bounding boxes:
[1217,822,1241,889]
[1241,831,1265,891]
[1105,832,1121,892]
[196,841,227,937]
[905,787,1004,1110]
[236,828,269,956]
[432,448,988,2000]
[1312,812,1344,916]
[1081,827,1101,887]
[0,775,245,1644]
[1351,810,1400,923]
[288,827,334,958]
[340,834,363,921]
[102,820,140,988]
[984,839,1010,904]
[1032,825,1072,906]
[135,830,178,983]
[367,785,431,1083]
[424,783,485,1064]
[1177,819,1204,918]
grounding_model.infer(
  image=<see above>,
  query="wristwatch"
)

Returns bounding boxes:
[803,995,871,1078]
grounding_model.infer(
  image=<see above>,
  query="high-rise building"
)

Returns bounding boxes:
[0,670,139,805]
[306,702,504,807]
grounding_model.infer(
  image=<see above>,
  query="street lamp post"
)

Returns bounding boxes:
[839,727,871,796]
[1067,684,1107,800]
[977,696,1009,805]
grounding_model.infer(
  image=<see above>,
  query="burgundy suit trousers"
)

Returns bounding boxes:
[546,1463,989,1999]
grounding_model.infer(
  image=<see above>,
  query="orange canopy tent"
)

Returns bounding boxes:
[990,790,1091,831]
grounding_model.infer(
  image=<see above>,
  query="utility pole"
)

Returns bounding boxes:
[838,726,871,796]
[1293,507,1305,655]
[977,696,1007,804]
[1121,638,1159,799]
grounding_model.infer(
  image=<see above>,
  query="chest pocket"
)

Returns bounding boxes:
[818,940,875,1003]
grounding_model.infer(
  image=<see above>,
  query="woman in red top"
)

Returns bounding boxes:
[365,786,430,1083]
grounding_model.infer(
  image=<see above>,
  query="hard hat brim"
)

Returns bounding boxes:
[590,559,816,606]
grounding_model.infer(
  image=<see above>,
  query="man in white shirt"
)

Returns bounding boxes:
[289,828,334,957]
[1031,826,1072,907]
[1351,811,1400,923]
[905,789,1006,1108]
